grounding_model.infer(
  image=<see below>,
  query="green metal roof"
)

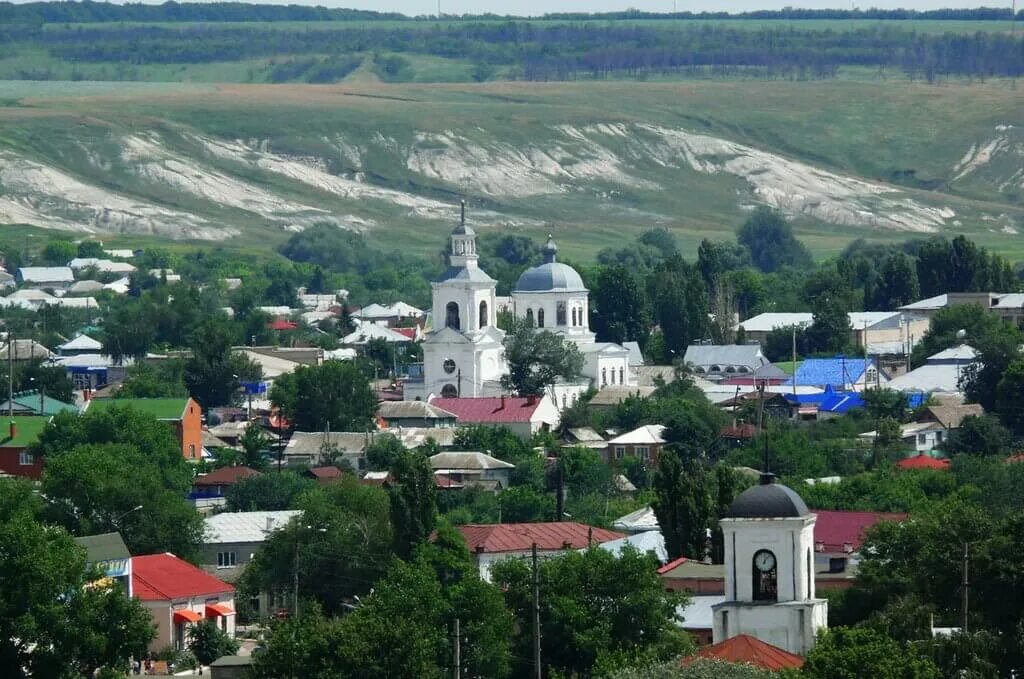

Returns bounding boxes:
[0,416,52,448]
[0,392,78,417]
[88,398,189,420]
[73,532,130,563]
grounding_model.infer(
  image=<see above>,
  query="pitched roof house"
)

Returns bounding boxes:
[429,395,560,439]
[429,451,515,490]
[377,400,458,429]
[16,266,74,288]
[792,357,886,391]
[0,416,51,479]
[87,397,203,461]
[193,466,261,496]
[683,635,804,670]
[605,424,666,464]
[683,344,768,378]
[457,521,625,581]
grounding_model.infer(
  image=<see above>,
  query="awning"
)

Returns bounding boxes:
[206,603,235,618]
[173,610,202,624]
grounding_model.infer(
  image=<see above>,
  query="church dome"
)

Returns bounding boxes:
[724,476,809,519]
[514,235,586,293]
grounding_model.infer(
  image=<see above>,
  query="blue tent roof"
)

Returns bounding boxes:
[792,357,874,389]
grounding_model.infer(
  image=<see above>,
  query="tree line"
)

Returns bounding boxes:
[5,20,1023,81]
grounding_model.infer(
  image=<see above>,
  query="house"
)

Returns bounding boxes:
[68,258,136,274]
[304,466,343,485]
[0,416,51,479]
[284,428,458,469]
[73,532,133,596]
[598,530,668,563]
[456,522,625,581]
[209,655,253,679]
[377,400,458,429]
[561,427,606,450]
[132,553,236,653]
[886,345,978,395]
[0,339,54,362]
[0,269,13,288]
[428,451,515,490]
[736,311,927,353]
[16,266,74,288]
[341,322,413,346]
[917,403,984,430]
[812,510,906,591]
[361,470,393,487]
[859,421,951,453]
[896,454,951,470]
[675,594,726,646]
[683,344,769,379]
[585,386,657,411]
[201,510,300,616]
[0,392,77,417]
[682,635,804,671]
[87,397,203,461]
[353,301,424,327]
[148,268,182,283]
[659,557,727,595]
[56,353,132,391]
[57,334,103,356]
[605,424,666,464]
[791,357,886,391]
[193,466,261,497]
[429,395,561,439]
[67,280,105,296]
[612,505,660,534]
[899,292,1001,320]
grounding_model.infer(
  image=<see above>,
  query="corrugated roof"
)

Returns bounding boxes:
[194,466,261,487]
[686,635,804,670]
[429,451,514,471]
[896,455,951,470]
[457,522,624,553]
[598,530,668,563]
[73,532,130,563]
[683,344,767,371]
[0,392,77,416]
[378,401,457,421]
[203,510,301,544]
[429,396,546,424]
[927,345,978,363]
[813,509,906,553]
[607,424,666,445]
[792,358,875,388]
[342,323,411,345]
[132,553,234,601]
[675,595,726,630]
[58,334,103,351]
[17,266,74,283]
[657,556,725,577]
[612,505,660,532]
[567,427,604,443]
[735,312,813,333]
[886,364,965,393]
[899,293,949,310]
[0,339,53,360]
[921,403,984,429]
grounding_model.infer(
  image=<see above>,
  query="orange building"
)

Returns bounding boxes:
[87,398,204,461]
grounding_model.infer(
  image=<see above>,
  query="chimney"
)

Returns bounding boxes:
[526,394,536,406]
[8,421,15,440]
[499,394,506,410]
[842,542,854,554]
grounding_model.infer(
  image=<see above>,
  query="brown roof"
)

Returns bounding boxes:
[457,522,624,553]
[919,403,984,429]
[685,635,804,670]
[305,466,343,484]
[194,466,261,486]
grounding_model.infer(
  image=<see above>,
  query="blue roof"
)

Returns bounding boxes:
[818,390,865,414]
[792,357,873,389]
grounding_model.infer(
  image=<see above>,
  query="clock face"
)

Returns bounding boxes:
[443,359,457,374]
[754,550,776,572]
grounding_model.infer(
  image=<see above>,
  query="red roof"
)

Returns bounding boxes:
[429,396,544,424]
[720,423,758,439]
[812,510,906,553]
[268,319,297,331]
[194,466,261,487]
[458,522,625,553]
[685,635,804,670]
[434,473,464,489]
[392,327,418,341]
[896,454,951,470]
[306,466,342,480]
[657,555,700,575]
[132,553,234,601]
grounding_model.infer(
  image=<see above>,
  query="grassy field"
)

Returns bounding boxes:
[0,78,1021,262]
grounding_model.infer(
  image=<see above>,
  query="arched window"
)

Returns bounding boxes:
[479,300,488,329]
[440,384,458,398]
[445,302,460,330]
[752,550,778,602]
[619,367,624,384]
[602,368,607,386]
[561,394,567,408]
[556,302,567,326]
[609,369,615,385]
[526,308,534,326]
[537,308,545,328]
[571,307,578,326]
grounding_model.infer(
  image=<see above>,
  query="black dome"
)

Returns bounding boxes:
[724,479,809,519]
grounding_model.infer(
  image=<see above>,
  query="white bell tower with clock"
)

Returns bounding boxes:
[711,472,828,655]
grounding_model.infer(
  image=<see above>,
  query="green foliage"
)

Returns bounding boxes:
[607,657,778,679]
[497,485,554,522]
[944,414,1012,457]
[870,252,920,310]
[961,318,1024,413]
[1,357,75,404]
[861,388,907,422]
[388,448,437,560]
[591,264,651,346]
[187,619,240,666]
[648,256,708,360]
[225,470,313,511]
[40,238,76,266]
[501,318,584,396]
[184,317,262,410]
[270,360,377,432]
[652,453,716,560]
[802,627,940,679]
[115,359,189,399]
[995,358,1024,433]
[0,508,155,678]
[364,433,406,471]
[909,303,1005,367]
[793,466,957,513]
[492,546,691,678]
[239,423,272,471]
[736,207,812,273]
[915,235,1017,299]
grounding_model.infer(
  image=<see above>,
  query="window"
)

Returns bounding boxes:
[479,300,488,329]
[936,431,944,442]
[73,373,91,389]
[619,367,624,384]
[217,551,236,568]
[609,368,615,385]
[441,384,458,398]
[918,433,927,444]
[635,446,650,460]
[602,368,607,386]
[556,302,567,326]
[614,446,626,460]
[752,549,778,602]
[18,451,33,465]
[445,302,461,330]
[526,308,534,326]
[561,394,567,408]
[443,358,457,374]
[571,307,578,326]
[188,444,196,459]
[537,308,545,328]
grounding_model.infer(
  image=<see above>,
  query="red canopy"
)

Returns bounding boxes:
[172,609,202,624]
[206,603,235,618]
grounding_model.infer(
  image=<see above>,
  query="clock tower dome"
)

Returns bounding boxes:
[711,472,828,655]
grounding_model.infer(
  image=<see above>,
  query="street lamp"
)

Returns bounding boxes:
[112,504,144,527]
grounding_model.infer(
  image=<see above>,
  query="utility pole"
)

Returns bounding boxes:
[791,326,797,395]
[532,543,542,679]
[294,532,300,619]
[962,543,969,633]
[452,618,461,679]
[7,332,13,418]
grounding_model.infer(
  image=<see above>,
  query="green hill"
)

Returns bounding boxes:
[0,79,1022,260]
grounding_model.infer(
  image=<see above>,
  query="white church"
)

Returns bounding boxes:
[712,473,829,655]
[403,208,634,404]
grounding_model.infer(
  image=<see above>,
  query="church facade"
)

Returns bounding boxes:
[711,475,828,655]
[404,210,634,404]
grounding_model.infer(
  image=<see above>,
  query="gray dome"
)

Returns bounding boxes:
[515,262,586,293]
[724,478,809,519]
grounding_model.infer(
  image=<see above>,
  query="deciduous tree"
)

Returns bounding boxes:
[270,360,376,432]
[500,319,584,397]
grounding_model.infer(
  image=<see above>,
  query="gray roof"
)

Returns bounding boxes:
[203,510,301,544]
[588,386,656,407]
[724,479,809,519]
[68,280,105,294]
[59,334,103,351]
[0,339,53,360]
[74,532,130,563]
[429,451,515,471]
[622,341,644,367]
[514,262,586,293]
[599,530,668,563]
[209,656,253,668]
[285,428,458,458]
[17,267,74,283]
[378,400,457,420]
[683,344,767,371]
[437,266,496,284]
[567,427,605,443]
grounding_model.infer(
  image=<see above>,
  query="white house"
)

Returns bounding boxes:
[858,421,950,454]
[712,476,828,656]
[16,267,74,289]
[68,258,137,274]
[429,451,515,489]
[429,394,560,439]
